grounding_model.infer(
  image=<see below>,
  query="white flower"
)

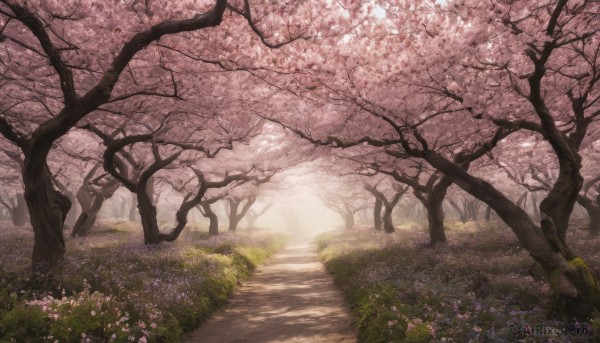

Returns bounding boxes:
[91,310,96,316]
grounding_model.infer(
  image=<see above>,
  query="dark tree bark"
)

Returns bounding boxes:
[200,202,219,236]
[577,194,600,236]
[103,133,259,243]
[0,0,228,277]
[53,180,78,229]
[71,178,120,237]
[419,191,447,245]
[226,195,256,232]
[24,149,71,277]
[422,149,598,319]
[373,197,383,231]
[364,183,407,233]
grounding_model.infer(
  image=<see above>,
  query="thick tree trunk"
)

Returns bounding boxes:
[540,158,582,243]
[382,206,395,233]
[424,151,600,319]
[228,201,240,232]
[228,217,240,232]
[417,192,448,245]
[426,197,446,245]
[23,148,71,277]
[373,198,383,231]
[137,189,161,244]
[202,203,219,236]
[71,196,104,237]
[71,179,119,237]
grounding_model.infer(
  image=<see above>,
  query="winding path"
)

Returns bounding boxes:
[184,235,357,343]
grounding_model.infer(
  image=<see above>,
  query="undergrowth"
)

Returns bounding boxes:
[0,222,286,342]
[318,222,597,343]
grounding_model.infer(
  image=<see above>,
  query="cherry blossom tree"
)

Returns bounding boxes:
[263,0,600,319]
[363,178,408,233]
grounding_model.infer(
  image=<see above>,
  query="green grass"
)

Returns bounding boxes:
[0,223,287,343]
[318,223,597,342]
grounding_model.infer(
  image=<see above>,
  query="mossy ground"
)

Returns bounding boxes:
[318,221,598,342]
[0,221,287,342]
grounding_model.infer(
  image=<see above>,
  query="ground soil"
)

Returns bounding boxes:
[184,235,357,343]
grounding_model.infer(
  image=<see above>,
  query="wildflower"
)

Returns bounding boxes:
[407,322,415,332]
[138,337,148,343]
[150,323,157,329]
[473,326,482,333]
[390,305,397,312]
[91,310,96,317]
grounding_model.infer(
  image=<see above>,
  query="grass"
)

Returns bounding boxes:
[0,221,287,343]
[318,221,598,343]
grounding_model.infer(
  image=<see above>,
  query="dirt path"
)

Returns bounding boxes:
[184,235,357,343]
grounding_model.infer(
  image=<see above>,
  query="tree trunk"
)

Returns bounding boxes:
[373,197,383,231]
[137,190,161,244]
[129,193,138,222]
[426,195,446,245]
[416,190,448,245]
[64,191,78,229]
[424,150,600,319]
[448,199,466,223]
[344,212,354,231]
[382,206,395,233]
[202,203,219,236]
[135,175,162,244]
[577,195,600,237]
[589,210,600,237]
[71,195,105,237]
[23,148,71,277]
[228,201,240,232]
[485,206,492,221]
[246,215,257,231]
[117,196,127,218]
[540,158,582,243]
[12,193,28,227]
[531,193,541,221]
